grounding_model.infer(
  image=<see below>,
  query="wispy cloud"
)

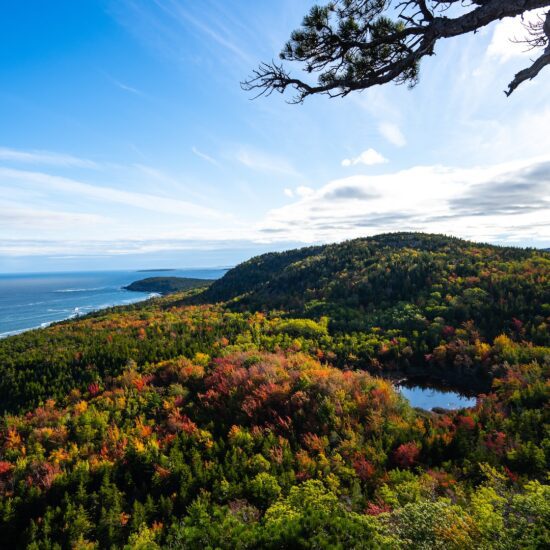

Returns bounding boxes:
[0,147,98,168]
[192,146,220,166]
[378,123,406,147]
[2,156,549,257]
[0,167,228,221]
[0,237,294,259]
[101,70,144,95]
[342,148,388,167]
[0,204,104,229]
[113,80,143,95]
[235,147,300,176]
[131,163,211,202]
[153,0,253,64]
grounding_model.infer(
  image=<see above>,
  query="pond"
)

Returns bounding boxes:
[395,377,477,411]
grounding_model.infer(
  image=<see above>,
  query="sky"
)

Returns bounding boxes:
[0,0,549,272]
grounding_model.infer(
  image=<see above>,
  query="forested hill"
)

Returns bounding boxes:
[0,232,548,547]
[198,232,550,339]
[124,276,210,294]
[1,233,547,415]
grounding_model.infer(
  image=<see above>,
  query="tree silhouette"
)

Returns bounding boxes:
[243,0,550,102]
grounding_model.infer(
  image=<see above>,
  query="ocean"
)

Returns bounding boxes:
[0,268,227,338]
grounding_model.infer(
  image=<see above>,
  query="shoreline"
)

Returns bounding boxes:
[0,291,159,340]
[0,269,227,341]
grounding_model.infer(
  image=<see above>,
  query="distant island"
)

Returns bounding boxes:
[124,276,211,295]
[136,268,177,272]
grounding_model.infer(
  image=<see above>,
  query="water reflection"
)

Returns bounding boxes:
[396,377,477,411]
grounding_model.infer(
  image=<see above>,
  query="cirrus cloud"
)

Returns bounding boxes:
[0,147,98,168]
[234,147,300,176]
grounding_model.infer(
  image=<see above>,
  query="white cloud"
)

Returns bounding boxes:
[3,157,549,256]
[192,146,220,166]
[258,157,550,246]
[342,148,388,167]
[0,147,98,168]
[296,186,314,197]
[235,147,299,176]
[378,122,406,147]
[449,106,550,166]
[487,9,548,62]
[282,186,314,199]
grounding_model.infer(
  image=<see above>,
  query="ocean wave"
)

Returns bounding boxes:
[0,320,56,339]
[7,301,50,309]
[1,293,157,339]
[1,323,49,339]
[120,293,160,303]
[53,286,113,293]
[0,328,27,338]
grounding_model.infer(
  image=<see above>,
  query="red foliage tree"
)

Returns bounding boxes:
[393,442,421,468]
[88,382,101,397]
[353,455,375,481]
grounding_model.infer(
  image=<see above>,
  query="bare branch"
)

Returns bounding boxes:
[514,9,550,49]
[506,10,550,95]
[242,0,550,101]
[505,49,550,95]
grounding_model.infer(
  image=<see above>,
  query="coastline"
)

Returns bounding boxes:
[0,268,227,340]
[0,291,159,340]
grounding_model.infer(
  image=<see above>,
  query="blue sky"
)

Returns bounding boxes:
[1,0,549,272]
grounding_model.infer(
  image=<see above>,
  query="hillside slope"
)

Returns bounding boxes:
[1,233,548,414]
[199,232,550,339]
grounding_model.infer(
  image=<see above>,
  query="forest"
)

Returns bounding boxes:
[124,278,211,295]
[0,233,548,548]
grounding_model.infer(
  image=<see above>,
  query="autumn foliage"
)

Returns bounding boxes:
[0,234,547,547]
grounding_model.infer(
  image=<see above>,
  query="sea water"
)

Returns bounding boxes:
[0,268,227,338]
